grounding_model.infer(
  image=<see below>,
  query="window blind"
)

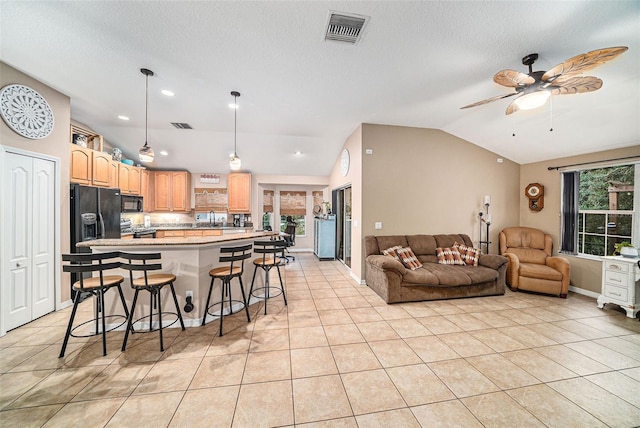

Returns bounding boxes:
[280,191,307,216]
[263,190,274,213]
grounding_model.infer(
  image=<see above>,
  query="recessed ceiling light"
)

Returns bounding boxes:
[161,89,175,97]
[160,150,168,156]
[295,151,302,156]
[118,115,130,121]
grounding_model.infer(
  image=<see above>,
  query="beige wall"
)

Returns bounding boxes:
[520,145,640,294]
[1,62,72,303]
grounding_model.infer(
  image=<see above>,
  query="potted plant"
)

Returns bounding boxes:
[613,241,638,257]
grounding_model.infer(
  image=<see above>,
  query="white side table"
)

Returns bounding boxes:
[598,256,640,319]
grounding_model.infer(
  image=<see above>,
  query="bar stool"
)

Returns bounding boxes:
[120,252,185,352]
[202,243,253,336]
[60,252,129,358]
[249,239,287,315]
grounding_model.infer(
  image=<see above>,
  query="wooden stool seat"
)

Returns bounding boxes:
[209,265,243,277]
[202,244,253,336]
[131,273,177,288]
[72,275,124,290]
[252,257,281,266]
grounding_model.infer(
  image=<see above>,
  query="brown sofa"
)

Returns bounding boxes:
[499,227,570,298]
[364,234,508,303]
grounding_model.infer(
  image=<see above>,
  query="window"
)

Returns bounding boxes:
[281,215,306,236]
[564,164,637,256]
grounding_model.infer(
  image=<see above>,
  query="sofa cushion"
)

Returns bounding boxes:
[396,247,423,270]
[519,262,563,281]
[382,245,402,262]
[454,242,480,266]
[406,235,437,257]
[402,267,440,285]
[421,263,472,285]
[436,247,465,265]
[376,236,409,254]
[434,234,473,249]
[460,265,499,283]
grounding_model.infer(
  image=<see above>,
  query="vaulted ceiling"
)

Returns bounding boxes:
[2,1,638,175]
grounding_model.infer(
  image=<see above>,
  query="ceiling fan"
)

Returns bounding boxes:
[461,46,628,115]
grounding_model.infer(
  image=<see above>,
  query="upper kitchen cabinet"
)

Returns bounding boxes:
[141,169,154,212]
[228,172,251,213]
[69,144,92,185]
[119,164,142,195]
[92,151,119,188]
[154,171,191,212]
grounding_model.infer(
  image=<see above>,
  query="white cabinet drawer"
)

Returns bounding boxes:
[604,284,628,301]
[605,261,629,273]
[605,270,628,285]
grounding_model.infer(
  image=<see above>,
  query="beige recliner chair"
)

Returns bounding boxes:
[499,227,570,298]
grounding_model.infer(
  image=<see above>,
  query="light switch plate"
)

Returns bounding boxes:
[375,222,382,230]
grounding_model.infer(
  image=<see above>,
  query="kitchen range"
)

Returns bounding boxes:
[120,218,156,238]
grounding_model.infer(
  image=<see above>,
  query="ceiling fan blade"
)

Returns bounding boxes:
[505,97,522,115]
[461,92,518,109]
[549,76,603,95]
[542,46,628,82]
[493,70,535,87]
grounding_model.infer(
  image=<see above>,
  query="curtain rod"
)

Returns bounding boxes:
[547,155,640,171]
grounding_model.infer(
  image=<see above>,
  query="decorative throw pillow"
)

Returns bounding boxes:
[454,241,481,266]
[436,247,466,265]
[396,246,423,270]
[381,245,402,262]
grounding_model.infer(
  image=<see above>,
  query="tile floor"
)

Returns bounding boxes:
[1,253,640,427]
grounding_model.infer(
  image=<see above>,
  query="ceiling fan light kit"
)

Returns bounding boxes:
[138,68,155,163]
[461,46,628,115]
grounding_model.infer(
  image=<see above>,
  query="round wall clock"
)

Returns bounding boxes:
[0,84,54,139]
[340,149,350,176]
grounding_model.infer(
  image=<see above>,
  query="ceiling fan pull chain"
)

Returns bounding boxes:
[512,111,516,137]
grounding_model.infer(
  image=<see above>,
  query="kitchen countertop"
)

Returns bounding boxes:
[77,230,277,247]
[154,225,251,230]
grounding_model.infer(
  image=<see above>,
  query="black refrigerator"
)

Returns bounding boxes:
[70,184,121,297]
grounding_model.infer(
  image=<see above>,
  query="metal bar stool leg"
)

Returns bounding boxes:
[276,264,287,306]
[238,276,251,322]
[59,292,82,358]
[121,289,140,352]
[202,277,215,326]
[219,278,226,336]
[170,283,186,330]
[157,289,164,352]
[116,284,131,332]
[99,289,108,356]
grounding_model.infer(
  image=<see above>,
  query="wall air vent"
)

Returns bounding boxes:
[171,122,192,129]
[325,11,369,44]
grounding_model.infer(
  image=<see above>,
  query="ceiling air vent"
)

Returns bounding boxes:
[325,11,369,44]
[171,122,192,129]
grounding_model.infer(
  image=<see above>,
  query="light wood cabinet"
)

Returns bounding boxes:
[203,229,223,236]
[156,229,223,238]
[157,230,185,238]
[141,169,154,212]
[92,151,120,188]
[153,171,191,212]
[228,172,251,213]
[185,230,204,237]
[69,144,92,185]
[119,164,142,195]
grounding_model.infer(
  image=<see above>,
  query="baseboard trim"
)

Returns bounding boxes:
[568,285,600,299]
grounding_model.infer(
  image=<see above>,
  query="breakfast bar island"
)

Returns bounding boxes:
[77,230,279,328]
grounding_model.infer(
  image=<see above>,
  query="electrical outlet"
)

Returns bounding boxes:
[186,290,193,299]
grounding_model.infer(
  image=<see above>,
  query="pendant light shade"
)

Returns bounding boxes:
[139,68,155,163]
[229,90,241,171]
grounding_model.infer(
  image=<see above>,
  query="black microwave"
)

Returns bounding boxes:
[121,195,144,212]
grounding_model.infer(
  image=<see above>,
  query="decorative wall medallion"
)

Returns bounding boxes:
[0,84,54,139]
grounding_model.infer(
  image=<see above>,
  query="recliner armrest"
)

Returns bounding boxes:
[366,255,406,276]
[502,253,520,288]
[478,254,508,270]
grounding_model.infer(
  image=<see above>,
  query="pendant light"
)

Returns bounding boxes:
[138,68,155,163]
[229,90,242,171]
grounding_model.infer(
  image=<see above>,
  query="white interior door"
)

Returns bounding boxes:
[2,151,56,332]
[31,158,55,319]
